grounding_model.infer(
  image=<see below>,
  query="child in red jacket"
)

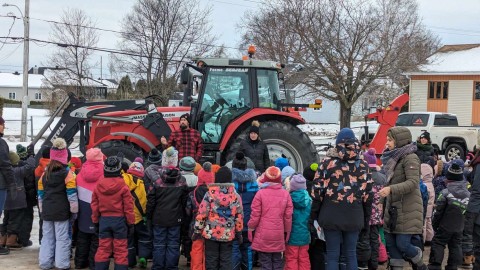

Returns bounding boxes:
[91,154,135,270]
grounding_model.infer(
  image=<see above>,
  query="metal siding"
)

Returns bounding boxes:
[409,80,428,111]
[448,80,473,126]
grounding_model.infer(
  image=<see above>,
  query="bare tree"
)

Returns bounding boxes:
[241,0,439,127]
[116,0,215,102]
[45,8,99,98]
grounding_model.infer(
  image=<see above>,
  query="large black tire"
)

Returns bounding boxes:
[98,140,145,165]
[226,120,319,171]
[444,143,465,161]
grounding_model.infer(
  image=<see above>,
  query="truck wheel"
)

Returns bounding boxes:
[226,120,319,171]
[445,143,465,161]
[98,140,144,165]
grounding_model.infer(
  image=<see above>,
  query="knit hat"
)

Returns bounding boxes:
[197,162,215,185]
[179,156,196,171]
[303,163,317,181]
[281,166,295,181]
[41,146,51,159]
[263,166,282,184]
[180,113,190,124]
[50,138,68,165]
[162,167,181,184]
[193,162,202,175]
[363,148,377,168]
[9,151,20,166]
[336,128,357,145]
[134,157,144,164]
[16,144,27,159]
[249,120,260,135]
[70,157,82,169]
[148,148,162,165]
[162,146,178,167]
[104,155,123,177]
[86,148,104,161]
[232,152,247,170]
[290,174,307,192]
[275,157,289,171]
[215,166,232,183]
[211,164,221,174]
[128,162,144,176]
[446,161,464,181]
[420,131,431,143]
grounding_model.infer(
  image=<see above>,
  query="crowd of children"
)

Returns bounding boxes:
[1,124,479,270]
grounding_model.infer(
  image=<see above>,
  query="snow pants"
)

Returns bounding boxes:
[309,239,326,270]
[39,219,71,270]
[127,222,152,267]
[75,230,98,269]
[190,238,205,270]
[152,225,181,270]
[232,231,253,270]
[205,239,233,270]
[257,251,283,270]
[428,228,462,270]
[19,206,34,246]
[285,245,310,270]
[95,216,128,270]
[2,208,24,235]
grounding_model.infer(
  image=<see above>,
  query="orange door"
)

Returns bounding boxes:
[427,99,448,112]
[473,100,480,125]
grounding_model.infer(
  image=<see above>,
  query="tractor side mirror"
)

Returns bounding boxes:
[181,67,190,85]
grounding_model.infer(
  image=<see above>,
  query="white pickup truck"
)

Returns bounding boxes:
[357,112,480,160]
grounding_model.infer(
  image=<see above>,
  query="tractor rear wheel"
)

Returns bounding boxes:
[226,120,319,171]
[98,140,145,165]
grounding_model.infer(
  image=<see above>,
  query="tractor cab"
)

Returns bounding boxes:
[181,53,283,144]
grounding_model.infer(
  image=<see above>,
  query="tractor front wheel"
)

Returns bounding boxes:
[98,140,145,165]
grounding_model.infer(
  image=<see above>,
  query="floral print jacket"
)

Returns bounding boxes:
[194,183,244,242]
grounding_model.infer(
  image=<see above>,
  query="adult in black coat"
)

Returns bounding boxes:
[0,117,15,255]
[239,121,270,173]
[416,131,435,167]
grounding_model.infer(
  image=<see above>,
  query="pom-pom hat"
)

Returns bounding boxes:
[50,138,68,165]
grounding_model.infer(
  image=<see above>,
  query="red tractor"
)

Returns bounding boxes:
[32,53,319,170]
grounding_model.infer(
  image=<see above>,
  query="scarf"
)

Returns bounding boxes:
[416,142,433,152]
[336,142,360,162]
[381,143,417,182]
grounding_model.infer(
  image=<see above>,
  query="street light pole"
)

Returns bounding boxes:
[3,1,30,141]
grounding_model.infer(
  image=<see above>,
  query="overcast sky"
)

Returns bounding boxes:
[0,0,479,79]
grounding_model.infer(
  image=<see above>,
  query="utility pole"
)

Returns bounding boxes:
[21,0,30,142]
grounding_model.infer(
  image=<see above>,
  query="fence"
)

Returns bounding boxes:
[5,116,35,139]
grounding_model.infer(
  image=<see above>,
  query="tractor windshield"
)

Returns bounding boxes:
[198,67,251,143]
[257,69,281,109]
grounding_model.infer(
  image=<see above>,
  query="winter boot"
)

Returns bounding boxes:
[0,246,9,255]
[389,258,406,270]
[462,254,475,269]
[0,233,6,247]
[411,246,426,269]
[138,257,147,269]
[6,234,23,250]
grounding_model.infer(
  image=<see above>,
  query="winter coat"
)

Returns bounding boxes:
[0,137,14,190]
[5,157,36,210]
[240,138,270,172]
[232,168,259,232]
[421,164,435,218]
[34,158,49,180]
[370,170,387,225]
[143,164,164,192]
[186,184,209,237]
[311,153,373,232]
[146,167,188,227]
[415,143,434,166]
[383,128,423,235]
[76,159,103,233]
[91,176,135,225]
[38,166,78,221]
[433,181,470,232]
[182,171,198,188]
[248,183,293,252]
[20,159,37,207]
[288,189,311,246]
[194,183,244,242]
[123,173,147,224]
[467,159,480,213]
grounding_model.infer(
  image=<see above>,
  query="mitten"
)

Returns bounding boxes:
[235,232,243,245]
[27,144,35,157]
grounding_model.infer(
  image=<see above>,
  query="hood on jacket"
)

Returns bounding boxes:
[421,163,434,183]
[446,180,470,198]
[290,189,310,210]
[232,168,256,184]
[207,183,237,207]
[79,160,104,183]
[96,176,126,195]
[387,127,412,148]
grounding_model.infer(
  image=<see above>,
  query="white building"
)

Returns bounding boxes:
[0,72,47,101]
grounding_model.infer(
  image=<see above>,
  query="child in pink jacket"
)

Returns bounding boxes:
[421,163,435,244]
[248,166,293,270]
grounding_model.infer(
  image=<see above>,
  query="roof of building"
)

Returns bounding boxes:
[410,44,480,75]
[0,72,46,88]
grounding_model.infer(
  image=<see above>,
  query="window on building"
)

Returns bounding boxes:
[8,92,16,100]
[35,92,42,100]
[475,82,480,100]
[429,81,448,99]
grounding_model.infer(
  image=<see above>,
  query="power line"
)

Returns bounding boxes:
[0,16,16,51]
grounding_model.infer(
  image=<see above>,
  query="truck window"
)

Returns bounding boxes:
[434,115,458,126]
[396,114,428,126]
